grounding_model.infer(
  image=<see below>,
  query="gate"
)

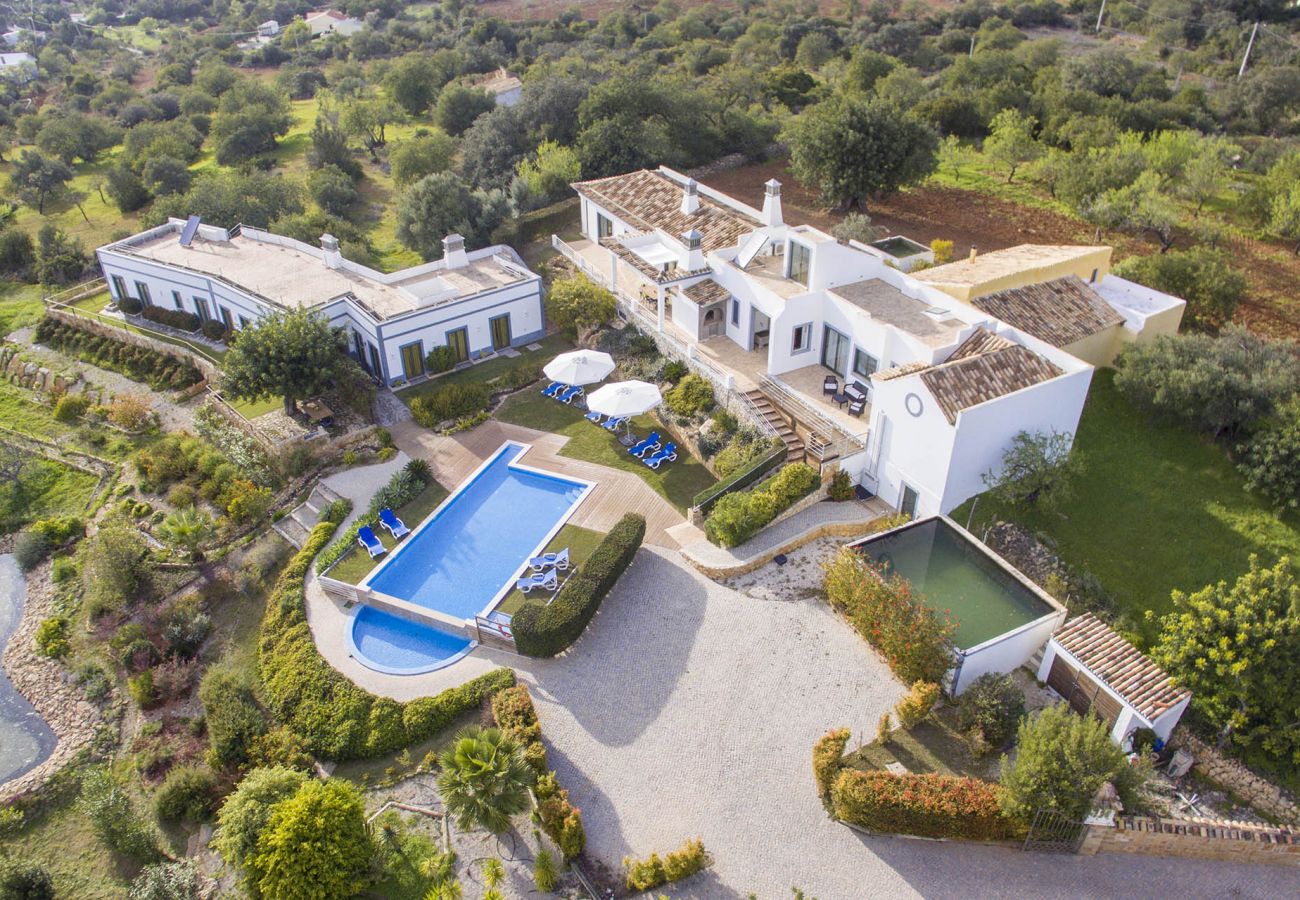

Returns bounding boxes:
[1023,808,1087,853]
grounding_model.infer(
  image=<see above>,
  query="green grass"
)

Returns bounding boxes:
[494,389,717,512]
[0,380,76,441]
[954,371,1300,644]
[397,333,574,404]
[0,281,45,337]
[0,788,137,898]
[0,456,100,531]
[228,393,282,420]
[326,480,451,585]
[496,522,606,616]
[845,705,1000,782]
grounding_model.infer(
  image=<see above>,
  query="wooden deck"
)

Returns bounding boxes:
[388,419,687,548]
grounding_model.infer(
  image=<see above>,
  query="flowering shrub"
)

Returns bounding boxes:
[894,681,941,728]
[830,768,1021,841]
[823,547,955,684]
[535,772,585,859]
[813,728,851,800]
[492,684,547,775]
[194,401,276,486]
[624,838,709,891]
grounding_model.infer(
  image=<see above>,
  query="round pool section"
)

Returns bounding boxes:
[348,605,475,675]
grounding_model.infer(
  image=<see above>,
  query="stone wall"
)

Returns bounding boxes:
[1081,814,1300,868]
[0,344,85,398]
[1167,729,1299,824]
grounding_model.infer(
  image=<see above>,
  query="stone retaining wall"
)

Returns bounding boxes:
[1081,814,1300,867]
[1167,729,1299,824]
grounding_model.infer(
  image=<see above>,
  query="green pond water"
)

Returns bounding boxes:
[857,519,1054,650]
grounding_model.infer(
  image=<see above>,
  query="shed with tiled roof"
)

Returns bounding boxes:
[1037,613,1192,745]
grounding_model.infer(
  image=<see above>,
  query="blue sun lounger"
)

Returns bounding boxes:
[558,385,584,404]
[357,525,386,559]
[643,442,678,469]
[628,432,661,457]
[584,410,603,424]
[528,547,570,572]
[602,415,628,432]
[541,382,565,398]
[516,569,559,593]
[379,507,409,539]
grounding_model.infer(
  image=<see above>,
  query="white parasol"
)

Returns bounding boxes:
[585,380,663,421]
[543,350,616,386]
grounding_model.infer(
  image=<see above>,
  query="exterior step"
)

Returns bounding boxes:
[273,516,309,548]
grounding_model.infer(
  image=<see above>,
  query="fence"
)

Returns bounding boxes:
[1080,814,1300,868]
[758,376,869,463]
[690,443,786,516]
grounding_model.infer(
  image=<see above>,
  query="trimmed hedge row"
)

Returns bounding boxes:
[830,769,1022,842]
[259,513,516,760]
[813,728,851,801]
[703,462,820,548]
[140,305,200,332]
[512,513,646,657]
[34,315,202,390]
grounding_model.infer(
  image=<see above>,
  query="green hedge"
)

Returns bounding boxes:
[260,514,516,760]
[830,768,1022,842]
[409,383,491,428]
[33,315,202,390]
[512,513,645,657]
[691,439,785,512]
[703,463,820,548]
[490,197,579,247]
[140,305,200,332]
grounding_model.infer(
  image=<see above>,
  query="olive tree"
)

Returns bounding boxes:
[222,309,359,416]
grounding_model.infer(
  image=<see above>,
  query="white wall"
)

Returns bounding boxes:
[866,375,958,517]
[953,609,1065,694]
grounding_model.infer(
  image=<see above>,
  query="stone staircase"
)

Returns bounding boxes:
[273,481,346,548]
[743,388,805,462]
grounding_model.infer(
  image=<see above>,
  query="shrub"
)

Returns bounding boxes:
[0,862,54,900]
[53,392,90,422]
[1129,726,1159,754]
[118,296,144,314]
[141,305,201,332]
[660,359,688,383]
[158,595,213,658]
[226,479,274,524]
[201,319,228,341]
[533,848,558,892]
[129,670,158,708]
[51,557,77,584]
[13,531,52,572]
[30,516,84,545]
[33,315,201,390]
[894,681,941,728]
[664,373,714,416]
[513,514,645,657]
[535,772,585,859]
[546,275,616,337]
[491,685,547,775]
[153,764,218,822]
[79,768,162,862]
[424,344,458,374]
[200,669,267,769]
[624,838,708,891]
[704,463,819,548]
[828,468,854,501]
[128,860,202,900]
[813,728,851,800]
[831,768,1021,841]
[1113,247,1247,332]
[34,616,70,658]
[1238,398,1300,512]
[403,458,430,482]
[823,547,955,684]
[214,766,310,893]
[250,779,372,900]
[955,674,1025,749]
[408,382,491,428]
[108,393,152,430]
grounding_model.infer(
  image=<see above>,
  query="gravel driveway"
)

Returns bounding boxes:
[518,547,1300,899]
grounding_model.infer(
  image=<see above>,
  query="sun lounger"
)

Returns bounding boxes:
[558,385,584,404]
[357,525,386,559]
[541,381,565,398]
[528,547,570,572]
[584,410,603,424]
[643,442,678,469]
[516,569,559,593]
[628,432,661,457]
[602,415,627,432]
[379,507,409,539]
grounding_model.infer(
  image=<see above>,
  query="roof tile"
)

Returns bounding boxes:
[1053,613,1190,721]
[972,276,1124,347]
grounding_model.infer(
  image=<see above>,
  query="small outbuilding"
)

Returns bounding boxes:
[1037,613,1191,746]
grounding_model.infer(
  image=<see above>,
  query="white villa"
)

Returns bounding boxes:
[303,9,363,37]
[472,67,524,106]
[557,166,1186,519]
[96,220,544,386]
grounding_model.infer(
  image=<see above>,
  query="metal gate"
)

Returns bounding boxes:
[1023,808,1087,853]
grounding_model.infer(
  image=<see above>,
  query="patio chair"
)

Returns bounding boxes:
[628,432,661,457]
[584,409,603,424]
[516,569,559,593]
[541,381,565,398]
[848,397,866,418]
[378,507,410,539]
[643,442,678,469]
[528,547,570,572]
[602,415,628,432]
[823,374,839,397]
[356,525,386,559]
[558,385,584,404]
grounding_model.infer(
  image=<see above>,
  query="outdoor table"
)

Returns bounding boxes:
[302,399,334,424]
[832,392,849,408]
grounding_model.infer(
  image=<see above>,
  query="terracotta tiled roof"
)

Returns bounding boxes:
[919,327,1062,423]
[1053,613,1190,721]
[681,278,730,306]
[871,361,930,382]
[573,169,757,253]
[972,276,1124,348]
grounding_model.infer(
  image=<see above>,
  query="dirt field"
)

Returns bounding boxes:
[702,159,1300,340]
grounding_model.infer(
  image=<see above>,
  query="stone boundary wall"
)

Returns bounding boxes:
[43,306,222,382]
[1167,729,1299,823]
[1081,815,1300,868]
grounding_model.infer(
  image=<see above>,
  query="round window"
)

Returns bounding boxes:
[905,392,924,417]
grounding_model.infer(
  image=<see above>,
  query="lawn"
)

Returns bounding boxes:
[326,479,451,585]
[0,456,101,531]
[0,281,45,337]
[845,705,1001,782]
[397,332,574,405]
[0,379,76,442]
[0,788,136,899]
[494,388,717,512]
[496,522,606,616]
[954,371,1300,645]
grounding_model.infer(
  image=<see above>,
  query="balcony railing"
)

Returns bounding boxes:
[759,375,869,456]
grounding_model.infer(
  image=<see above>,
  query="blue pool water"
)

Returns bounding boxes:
[363,442,588,620]
[349,606,473,675]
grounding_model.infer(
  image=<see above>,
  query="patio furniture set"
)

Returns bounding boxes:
[356,507,410,559]
[516,546,571,593]
[822,375,868,417]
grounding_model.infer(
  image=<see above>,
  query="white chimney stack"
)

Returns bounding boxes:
[682,229,705,271]
[761,179,783,227]
[681,178,700,215]
[320,233,342,269]
[442,233,468,269]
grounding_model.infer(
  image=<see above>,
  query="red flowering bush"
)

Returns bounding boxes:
[813,728,851,800]
[830,768,1022,841]
[823,547,955,684]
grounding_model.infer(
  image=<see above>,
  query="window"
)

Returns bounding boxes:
[1090,268,1099,283]
[787,241,811,287]
[220,306,234,331]
[596,213,613,239]
[171,290,183,309]
[852,349,878,379]
[730,298,740,326]
[110,275,127,301]
[353,331,367,371]
[238,315,250,329]
[399,341,425,380]
[791,323,811,354]
[134,281,152,306]
[368,343,382,378]
[446,327,469,364]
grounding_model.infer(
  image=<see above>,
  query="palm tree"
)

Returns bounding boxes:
[156,505,216,561]
[436,726,532,835]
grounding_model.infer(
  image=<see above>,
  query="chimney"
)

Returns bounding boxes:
[682,229,705,271]
[442,233,468,269]
[761,179,783,227]
[968,247,978,262]
[681,178,700,215]
[320,233,342,269]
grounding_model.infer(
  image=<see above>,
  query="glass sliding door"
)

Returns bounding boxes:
[489,314,511,351]
[821,325,850,375]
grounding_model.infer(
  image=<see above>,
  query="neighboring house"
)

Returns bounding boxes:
[258,20,280,37]
[472,67,523,106]
[560,166,1187,519]
[304,9,363,37]
[96,220,544,386]
[0,51,36,82]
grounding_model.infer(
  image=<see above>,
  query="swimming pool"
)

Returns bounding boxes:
[349,442,592,673]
